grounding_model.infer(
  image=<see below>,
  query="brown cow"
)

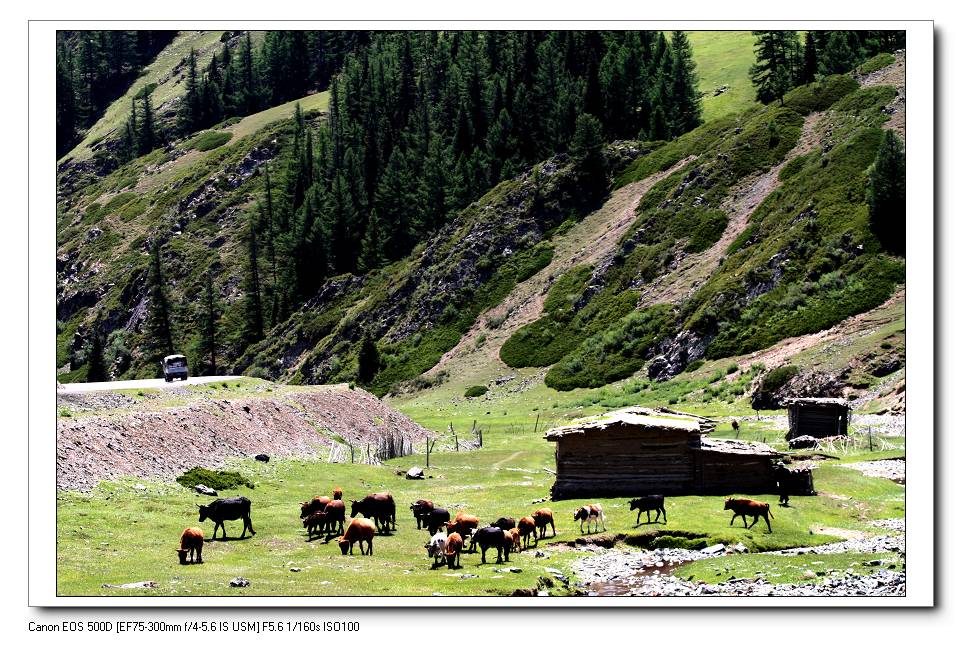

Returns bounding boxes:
[724,498,774,532]
[176,527,204,565]
[350,492,396,533]
[320,499,346,535]
[533,508,556,538]
[444,532,464,569]
[332,487,344,500]
[445,514,479,549]
[303,511,326,539]
[505,527,521,553]
[517,516,537,550]
[300,496,330,519]
[338,518,376,555]
[411,499,434,529]
[574,504,606,534]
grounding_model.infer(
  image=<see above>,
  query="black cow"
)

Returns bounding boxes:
[629,495,667,525]
[491,516,516,531]
[424,508,452,534]
[351,493,396,533]
[471,526,510,564]
[198,497,255,540]
[410,499,434,530]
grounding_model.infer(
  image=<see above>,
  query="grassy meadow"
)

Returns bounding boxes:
[57,377,904,596]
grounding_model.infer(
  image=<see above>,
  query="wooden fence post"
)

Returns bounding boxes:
[534,413,541,436]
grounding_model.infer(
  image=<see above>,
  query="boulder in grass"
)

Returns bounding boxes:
[229,577,250,588]
[195,484,218,496]
[406,466,425,480]
[788,435,819,450]
[254,454,270,462]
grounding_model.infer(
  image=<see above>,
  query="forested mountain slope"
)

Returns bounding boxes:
[57,31,905,407]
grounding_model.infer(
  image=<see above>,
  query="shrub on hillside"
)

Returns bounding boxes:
[176,467,254,491]
[190,131,233,151]
[782,74,859,115]
[751,364,799,410]
[464,385,488,398]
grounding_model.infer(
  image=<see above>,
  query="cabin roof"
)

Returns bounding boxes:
[697,437,784,457]
[786,397,851,409]
[544,406,704,441]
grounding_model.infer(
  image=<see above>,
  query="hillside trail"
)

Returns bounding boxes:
[425,155,698,380]
[858,50,906,138]
[635,111,824,309]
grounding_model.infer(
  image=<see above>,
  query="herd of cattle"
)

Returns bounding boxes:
[175,490,775,567]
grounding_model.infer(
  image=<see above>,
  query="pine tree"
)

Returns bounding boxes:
[145,242,175,362]
[137,90,158,155]
[750,31,797,105]
[242,212,265,344]
[86,325,108,382]
[198,268,219,375]
[668,31,702,136]
[356,333,381,384]
[867,130,906,256]
[569,113,606,191]
[819,31,859,75]
[801,31,818,85]
[178,48,201,135]
[56,41,77,156]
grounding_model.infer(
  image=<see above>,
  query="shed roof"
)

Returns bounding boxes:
[544,406,703,441]
[698,437,784,457]
[786,397,851,408]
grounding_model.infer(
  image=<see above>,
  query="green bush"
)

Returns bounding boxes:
[726,363,739,374]
[782,74,859,115]
[176,467,254,491]
[684,359,706,373]
[857,52,895,75]
[190,131,233,152]
[761,365,799,394]
[464,385,488,398]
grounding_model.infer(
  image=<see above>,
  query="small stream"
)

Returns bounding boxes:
[574,519,905,597]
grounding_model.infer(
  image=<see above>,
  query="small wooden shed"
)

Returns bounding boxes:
[786,398,851,440]
[544,407,784,500]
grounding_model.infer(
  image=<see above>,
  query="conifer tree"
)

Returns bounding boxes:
[801,31,818,85]
[867,130,906,256]
[750,31,798,105]
[668,31,702,136]
[86,325,108,382]
[145,242,175,361]
[356,333,381,384]
[569,113,606,191]
[198,268,219,375]
[242,212,265,344]
[819,31,859,75]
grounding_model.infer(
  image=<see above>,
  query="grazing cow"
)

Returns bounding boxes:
[332,487,343,500]
[445,514,479,548]
[320,499,346,535]
[444,532,464,569]
[176,527,204,565]
[303,511,326,539]
[198,497,255,540]
[574,504,605,534]
[517,516,537,550]
[505,527,521,554]
[424,508,451,534]
[350,493,396,533]
[300,496,331,519]
[492,516,516,531]
[629,495,667,525]
[425,531,447,569]
[338,518,376,555]
[724,498,774,532]
[472,526,510,564]
[410,499,435,529]
[533,508,556,538]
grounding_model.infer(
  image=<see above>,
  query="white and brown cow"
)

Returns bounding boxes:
[574,503,606,534]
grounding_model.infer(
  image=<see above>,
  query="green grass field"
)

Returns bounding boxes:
[56,384,904,596]
[689,31,759,123]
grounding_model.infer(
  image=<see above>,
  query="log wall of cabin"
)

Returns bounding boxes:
[693,450,778,495]
[788,404,849,439]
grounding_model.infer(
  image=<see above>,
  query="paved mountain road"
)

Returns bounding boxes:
[57,375,242,393]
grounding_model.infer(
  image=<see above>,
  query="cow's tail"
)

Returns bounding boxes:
[767,504,774,519]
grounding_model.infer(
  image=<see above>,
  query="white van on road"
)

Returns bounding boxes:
[161,354,189,382]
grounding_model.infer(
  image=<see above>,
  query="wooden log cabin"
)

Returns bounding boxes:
[786,398,851,440]
[544,407,784,500]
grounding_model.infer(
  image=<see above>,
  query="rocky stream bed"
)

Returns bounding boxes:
[572,519,905,597]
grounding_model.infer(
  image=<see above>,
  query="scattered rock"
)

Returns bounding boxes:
[229,577,250,588]
[730,543,748,554]
[290,567,301,572]
[101,581,158,589]
[406,466,425,480]
[195,484,218,496]
[701,543,726,555]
